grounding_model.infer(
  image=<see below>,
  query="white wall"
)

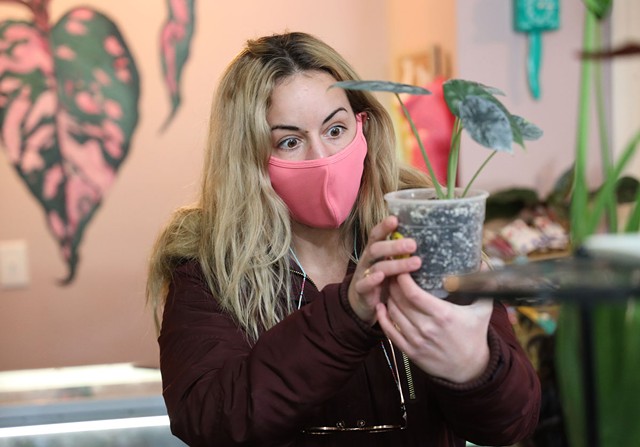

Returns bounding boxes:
[456,0,602,196]
[612,1,640,177]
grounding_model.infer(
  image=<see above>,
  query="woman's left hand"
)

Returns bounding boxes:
[376,273,493,384]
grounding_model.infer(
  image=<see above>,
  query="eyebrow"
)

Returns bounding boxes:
[270,107,348,131]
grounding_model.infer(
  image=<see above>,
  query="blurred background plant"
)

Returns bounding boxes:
[553,1,640,446]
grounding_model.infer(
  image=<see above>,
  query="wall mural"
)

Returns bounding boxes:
[0,0,196,283]
[160,0,195,130]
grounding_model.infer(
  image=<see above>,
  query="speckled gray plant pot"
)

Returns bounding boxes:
[384,188,489,297]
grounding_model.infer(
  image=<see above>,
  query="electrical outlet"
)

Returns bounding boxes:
[0,240,30,289]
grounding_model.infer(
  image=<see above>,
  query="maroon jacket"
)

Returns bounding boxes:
[159,260,540,446]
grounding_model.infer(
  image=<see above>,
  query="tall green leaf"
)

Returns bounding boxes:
[582,0,613,20]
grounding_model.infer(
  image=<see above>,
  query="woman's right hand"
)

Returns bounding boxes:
[347,215,422,325]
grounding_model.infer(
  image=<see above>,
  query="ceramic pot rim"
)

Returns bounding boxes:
[384,188,489,205]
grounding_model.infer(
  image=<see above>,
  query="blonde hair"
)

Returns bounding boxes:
[147,32,432,341]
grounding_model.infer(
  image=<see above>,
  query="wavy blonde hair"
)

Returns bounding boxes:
[147,32,432,341]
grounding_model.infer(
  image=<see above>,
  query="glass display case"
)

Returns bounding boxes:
[0,363,185,446]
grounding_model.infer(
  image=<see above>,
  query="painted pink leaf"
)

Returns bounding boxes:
[0,8,140,283]
[159,0,195,130]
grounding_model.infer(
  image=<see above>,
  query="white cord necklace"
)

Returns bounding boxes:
[289,234,406,418]
[288,232,359,310]
[289,247,307,310]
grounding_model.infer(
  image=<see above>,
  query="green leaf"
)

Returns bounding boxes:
[442,79,505,116]
[614,176,639,203]
[547,166,574,205]
[595,302,640,445]
[444,79,526,149]
[582,0,613,20]
[512,115,543,141]
[508,115,525,148]
[624,184,640,232]
[585,129,640,235]
[556,306,587,447]
[485,187,540,220]
[332,80,431,96]
[458,96,513,152]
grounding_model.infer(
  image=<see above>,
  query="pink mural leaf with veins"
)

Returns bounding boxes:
[0,8,140,284]
[159,0,195,130]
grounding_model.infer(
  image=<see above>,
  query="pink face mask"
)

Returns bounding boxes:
[268,114,367,228]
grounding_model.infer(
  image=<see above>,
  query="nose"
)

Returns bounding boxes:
[306,136,340,160]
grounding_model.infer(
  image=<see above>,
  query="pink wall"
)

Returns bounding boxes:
[0,0,593,372]
[0,0,392,371]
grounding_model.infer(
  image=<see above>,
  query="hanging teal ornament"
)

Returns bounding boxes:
[514,0,560,99]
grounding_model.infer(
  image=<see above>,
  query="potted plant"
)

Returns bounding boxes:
[335,79,542,293]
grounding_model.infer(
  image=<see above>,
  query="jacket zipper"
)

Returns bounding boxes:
[292,267,414,400]
[402,352,417,400]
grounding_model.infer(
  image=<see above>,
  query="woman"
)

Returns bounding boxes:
[147,32,540,447]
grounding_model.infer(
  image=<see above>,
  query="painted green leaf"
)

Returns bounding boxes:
[333,80,432,96]
[458,95,513,152]
[160,0,195,130]
[512,115,543,141]
[0,8,140,283]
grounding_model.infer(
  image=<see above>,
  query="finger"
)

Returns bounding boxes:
[353,268,385,295]
[355,217,399,277]
[367,255,421,280]
[368,215,398,243]
[367,238,418,265]
[375,303,410,353]
[394,273,450,314]
[385,294,419,338]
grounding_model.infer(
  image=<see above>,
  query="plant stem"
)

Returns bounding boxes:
[395,93,445,199]
[570,11,598,246]
[586,128,640,235]
[558,11,599,447]
[463,150,497,198]
[446,118,462,198]
[593,23,617,232]
[624,186,640,232]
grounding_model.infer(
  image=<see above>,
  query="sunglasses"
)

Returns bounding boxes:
[302,339,407,434]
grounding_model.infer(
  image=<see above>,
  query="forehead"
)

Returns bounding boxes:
[268,71,351,121]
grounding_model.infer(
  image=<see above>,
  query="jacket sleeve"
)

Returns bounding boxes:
[427,301,541,446]
[158,262,379,447]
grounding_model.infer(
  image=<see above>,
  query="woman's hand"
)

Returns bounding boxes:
[347,216,421,325]
[376,273,493,383]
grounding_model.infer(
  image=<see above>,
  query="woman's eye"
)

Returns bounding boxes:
[277,137,301,151]
[327,125,346,138]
